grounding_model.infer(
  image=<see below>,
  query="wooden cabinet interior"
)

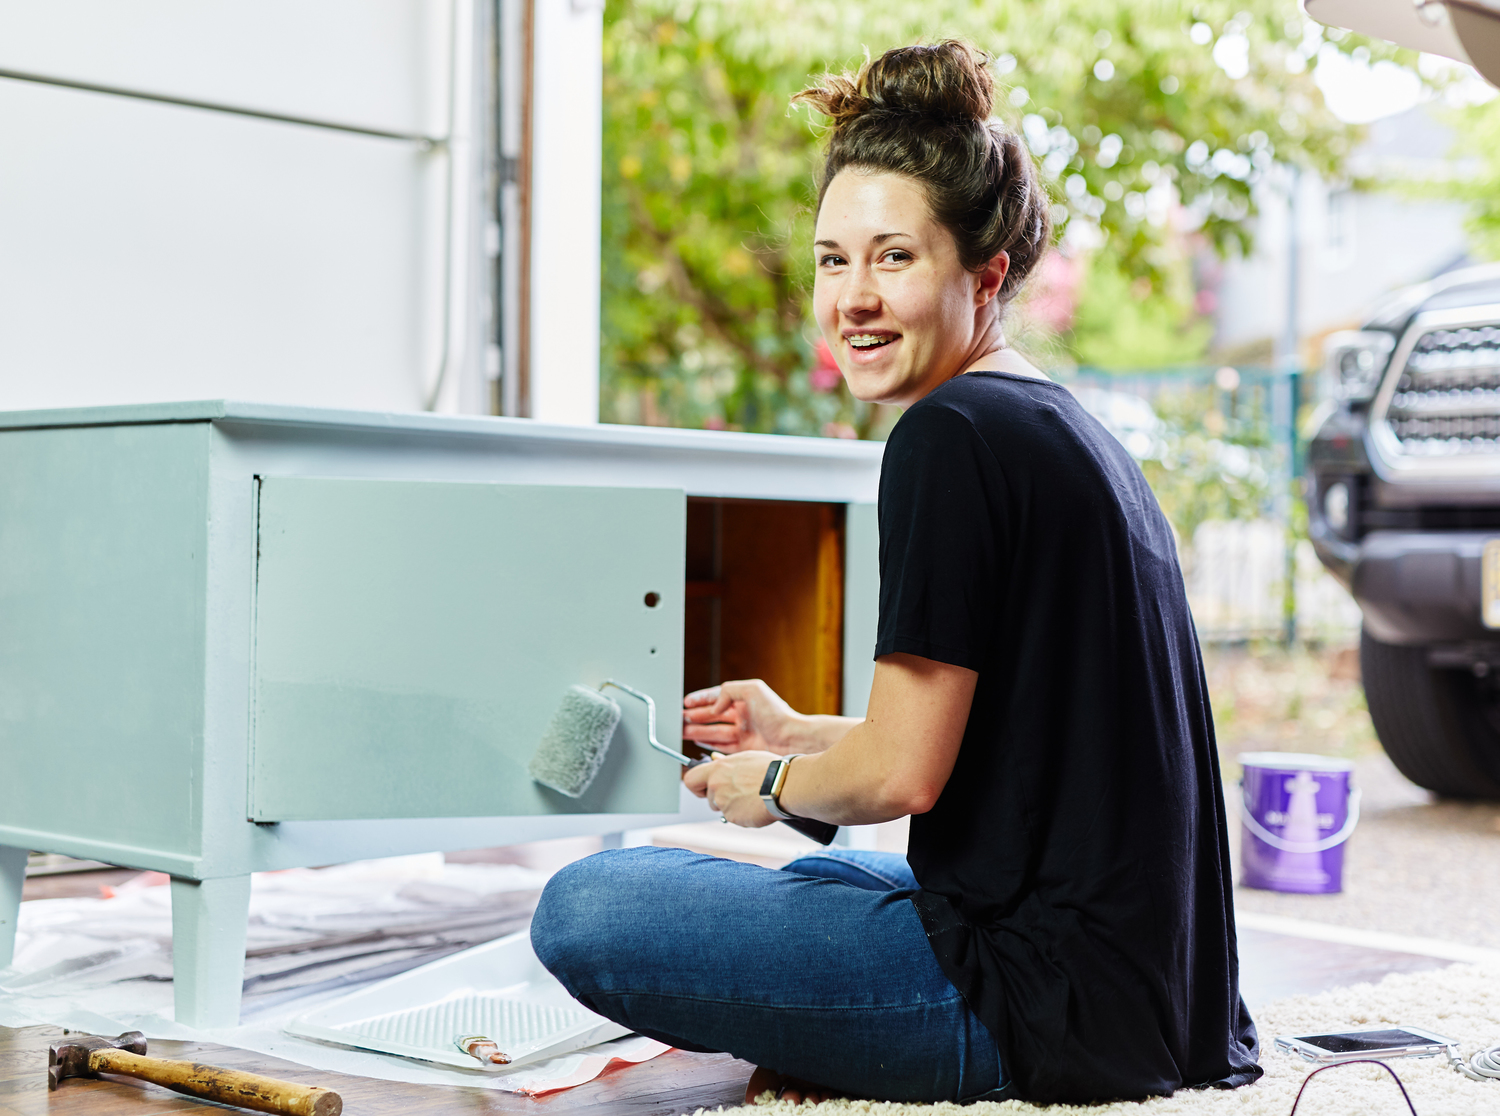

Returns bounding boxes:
[683,499,846,729]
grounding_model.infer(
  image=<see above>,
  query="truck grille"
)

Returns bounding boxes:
[1385,326,1500,457]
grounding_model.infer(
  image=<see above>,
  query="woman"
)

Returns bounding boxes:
[531,40,1261,1105]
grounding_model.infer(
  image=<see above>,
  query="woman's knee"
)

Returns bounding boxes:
[782,850,917,891]
[530,846,689,985]
[532,849,624,981]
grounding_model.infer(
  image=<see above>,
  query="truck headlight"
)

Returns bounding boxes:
[1323,481,1350,534]
[1324,330,1395,402]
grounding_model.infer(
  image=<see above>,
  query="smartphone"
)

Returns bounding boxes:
[1275,1025,1456,1064]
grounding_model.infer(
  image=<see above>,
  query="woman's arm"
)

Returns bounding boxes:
[682,679,858,755]
[682,652,977,828]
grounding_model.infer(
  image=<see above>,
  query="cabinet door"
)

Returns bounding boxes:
[248,478,684,822]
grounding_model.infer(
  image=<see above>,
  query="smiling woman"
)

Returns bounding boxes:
[798,44,1050,406]
[532,40,1259,1109]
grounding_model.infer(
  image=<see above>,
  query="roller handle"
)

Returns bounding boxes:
[89,1049,342,1116]
[685,758,838,846]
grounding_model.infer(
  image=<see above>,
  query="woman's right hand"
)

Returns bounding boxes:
[682,679,803,755]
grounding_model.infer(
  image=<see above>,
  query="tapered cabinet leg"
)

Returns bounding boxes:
[170,874,252,1029]
[0,845,26,969]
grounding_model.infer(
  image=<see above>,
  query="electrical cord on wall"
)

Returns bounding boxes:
[1448,1042,1500,1081]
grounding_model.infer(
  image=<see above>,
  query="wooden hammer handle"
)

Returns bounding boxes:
[89,1049,341,1116]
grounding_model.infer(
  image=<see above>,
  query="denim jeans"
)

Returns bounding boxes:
[530,846,1002,1102]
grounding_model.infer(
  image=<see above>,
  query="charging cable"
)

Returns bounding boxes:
[1288,1060,1416,1116]
[1448,1043,1500,1081]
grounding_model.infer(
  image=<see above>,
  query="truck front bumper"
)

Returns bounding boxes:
[1342,530,1498,645]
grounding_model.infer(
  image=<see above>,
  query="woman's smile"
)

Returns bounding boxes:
[843,329,902,361]
[812,170,1008,410]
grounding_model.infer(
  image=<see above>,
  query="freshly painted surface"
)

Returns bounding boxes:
[0,402,884,1021]
[0,845,25,968]
[842,503,880,719]
[171,874,253,1028]
[0,423,208,861]
[249,478,685,821]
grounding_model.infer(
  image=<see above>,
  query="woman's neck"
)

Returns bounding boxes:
[957,314,1008,377]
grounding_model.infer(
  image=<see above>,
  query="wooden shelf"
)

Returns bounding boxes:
[683,499,844,715]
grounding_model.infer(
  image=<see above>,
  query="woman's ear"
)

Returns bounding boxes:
[976,251,1010,306]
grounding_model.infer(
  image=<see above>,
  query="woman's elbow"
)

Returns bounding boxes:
[876,780,943,818]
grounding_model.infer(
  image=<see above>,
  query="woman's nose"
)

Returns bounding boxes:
[837,264,880,317]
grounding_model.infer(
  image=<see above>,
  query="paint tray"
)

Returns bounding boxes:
[284,929,630,1071]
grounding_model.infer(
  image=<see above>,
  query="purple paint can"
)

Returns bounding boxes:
[1237,752,1360,894]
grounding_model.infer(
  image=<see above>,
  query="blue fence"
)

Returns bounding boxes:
[1050,365,1358,644]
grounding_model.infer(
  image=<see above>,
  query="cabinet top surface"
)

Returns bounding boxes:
[0,399,886,463]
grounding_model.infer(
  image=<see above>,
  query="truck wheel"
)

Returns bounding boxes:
[1360,630,1500,799]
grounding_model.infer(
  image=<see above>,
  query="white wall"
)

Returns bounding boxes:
[0,1,455,414]
[0,1,449,136]
[0,78,443,412]
[0,0,606,422]
[527,0,603,425]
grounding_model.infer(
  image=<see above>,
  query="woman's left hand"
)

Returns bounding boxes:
[683,752,777,828]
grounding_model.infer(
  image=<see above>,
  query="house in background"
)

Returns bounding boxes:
[1208,103,1475,372]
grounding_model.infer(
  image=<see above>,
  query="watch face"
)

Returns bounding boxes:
[759,759,782,797]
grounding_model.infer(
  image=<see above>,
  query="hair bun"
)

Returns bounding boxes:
[801,41,995,128]
[863,41,995,123]
[796,39,1051,307]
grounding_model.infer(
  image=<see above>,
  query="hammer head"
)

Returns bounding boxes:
[48,1030,148,1090]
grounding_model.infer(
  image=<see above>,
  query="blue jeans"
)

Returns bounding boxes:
[530,846,1002,1102]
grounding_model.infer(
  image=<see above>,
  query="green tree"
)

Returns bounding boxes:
[1441,95,1500,261]
[601,0,1368,433]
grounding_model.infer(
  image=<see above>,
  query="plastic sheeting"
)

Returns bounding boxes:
[0,853,668,1093]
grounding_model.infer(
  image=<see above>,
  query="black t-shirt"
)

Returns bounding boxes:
[875,366,1261,1104]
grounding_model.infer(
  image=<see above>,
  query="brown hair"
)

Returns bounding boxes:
[795,41,1051,304]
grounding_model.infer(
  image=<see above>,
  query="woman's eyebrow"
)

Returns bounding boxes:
[814,232,912,249]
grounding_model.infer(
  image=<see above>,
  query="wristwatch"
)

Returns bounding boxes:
[759,755,803,820]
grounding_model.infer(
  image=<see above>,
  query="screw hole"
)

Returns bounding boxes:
[649,647,658,655]
[644,592,661,608]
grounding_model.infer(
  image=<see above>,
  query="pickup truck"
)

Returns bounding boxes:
[1308,263,1500,799]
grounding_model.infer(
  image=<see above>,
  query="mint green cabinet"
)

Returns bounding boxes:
[250,477,683,821]
[0,401,884,1027]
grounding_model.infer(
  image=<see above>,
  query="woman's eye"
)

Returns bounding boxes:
[882,250,912,264]
[819,254,847,267]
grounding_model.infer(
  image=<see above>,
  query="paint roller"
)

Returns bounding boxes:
[529,680,837,845]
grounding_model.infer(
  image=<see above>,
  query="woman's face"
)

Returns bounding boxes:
[812,169,1003,409]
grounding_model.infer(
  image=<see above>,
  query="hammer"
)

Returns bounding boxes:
[48,1030,342,1116]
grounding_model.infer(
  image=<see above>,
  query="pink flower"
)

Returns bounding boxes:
[1026,252,1082,333]
[809,338,844,393]
[705,415,726,430]
[822,421,857,440]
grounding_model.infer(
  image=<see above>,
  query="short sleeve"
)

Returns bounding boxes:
[875,400,1010,671]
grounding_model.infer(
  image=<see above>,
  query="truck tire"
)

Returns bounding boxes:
[1360,630,1500,799]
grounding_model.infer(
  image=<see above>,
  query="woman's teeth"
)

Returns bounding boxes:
[847,334,894,349]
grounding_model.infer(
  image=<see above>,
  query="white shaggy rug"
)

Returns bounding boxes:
[706,964,1500,1116]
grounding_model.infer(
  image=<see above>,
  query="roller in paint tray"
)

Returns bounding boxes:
[529,679,837,845]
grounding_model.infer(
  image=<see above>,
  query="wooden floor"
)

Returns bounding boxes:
[0,1026,754,1115]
